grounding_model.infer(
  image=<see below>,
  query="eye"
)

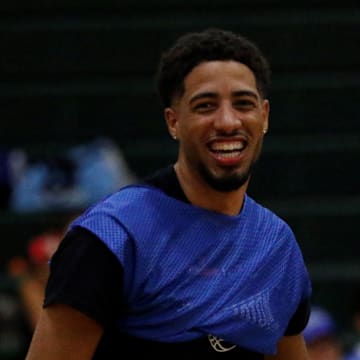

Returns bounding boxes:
[193,102,216,113]
[234,99,256,110]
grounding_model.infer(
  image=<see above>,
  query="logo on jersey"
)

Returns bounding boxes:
[208,334,237,352]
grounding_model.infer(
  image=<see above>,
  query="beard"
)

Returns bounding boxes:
[197,142,263,192]
[198,162,252,192]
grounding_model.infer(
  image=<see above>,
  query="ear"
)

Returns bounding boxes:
[164,107,178,140]
[262,99,270,134]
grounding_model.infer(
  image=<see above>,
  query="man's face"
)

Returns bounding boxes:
[165,60,269,192]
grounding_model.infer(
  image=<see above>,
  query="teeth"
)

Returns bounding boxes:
[217,152,241,158]
[211,142,244,151]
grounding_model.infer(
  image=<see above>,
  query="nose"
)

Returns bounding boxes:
[214,103,241,132]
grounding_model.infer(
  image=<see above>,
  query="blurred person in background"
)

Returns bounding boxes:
[304,305,344,360]
[7,229,64,331]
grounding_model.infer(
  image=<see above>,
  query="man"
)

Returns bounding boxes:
[25,28,312,359]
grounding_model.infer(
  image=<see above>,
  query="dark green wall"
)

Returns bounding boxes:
[1,0,360,350]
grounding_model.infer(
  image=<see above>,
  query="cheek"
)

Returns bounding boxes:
[178,115,210,137]
[247,112,266,132]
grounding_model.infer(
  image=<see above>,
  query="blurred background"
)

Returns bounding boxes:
[0,0,359,359]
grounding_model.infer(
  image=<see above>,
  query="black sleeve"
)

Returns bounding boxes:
[44,226,126,326]
[284,298,311,335]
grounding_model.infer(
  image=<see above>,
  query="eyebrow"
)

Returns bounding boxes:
[189,90,259,105]
[189,92,218,105]
[232,90,259,100]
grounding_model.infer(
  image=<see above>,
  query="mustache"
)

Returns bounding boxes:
[207,131,248,142]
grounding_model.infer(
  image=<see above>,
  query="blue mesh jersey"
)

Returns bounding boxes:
[70,176,312,355]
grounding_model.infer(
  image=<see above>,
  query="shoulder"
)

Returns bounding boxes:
[245,195,295,239]
[67,184,177,259]
[75,183,165,217]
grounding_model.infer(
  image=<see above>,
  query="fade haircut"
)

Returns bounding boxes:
[155,28,271,107]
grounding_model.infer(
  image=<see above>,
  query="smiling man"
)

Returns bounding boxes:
[25,28,312,359]
[165,59,269,202]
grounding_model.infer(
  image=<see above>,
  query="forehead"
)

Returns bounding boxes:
[182,60,258,99]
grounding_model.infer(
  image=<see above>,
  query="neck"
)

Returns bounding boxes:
[174,162,247,216]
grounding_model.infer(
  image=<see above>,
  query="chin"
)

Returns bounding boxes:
[204,170,250,192]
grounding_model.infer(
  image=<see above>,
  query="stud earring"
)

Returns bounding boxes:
[263,128,268,134]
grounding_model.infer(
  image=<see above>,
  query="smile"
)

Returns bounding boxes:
[208,140,247,163]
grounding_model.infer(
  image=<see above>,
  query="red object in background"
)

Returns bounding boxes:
[27,232,63,265]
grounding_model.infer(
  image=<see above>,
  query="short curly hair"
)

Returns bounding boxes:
[155,28,271,107]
